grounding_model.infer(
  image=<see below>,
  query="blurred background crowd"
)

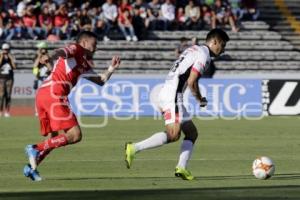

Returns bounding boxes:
[0,0,259,41]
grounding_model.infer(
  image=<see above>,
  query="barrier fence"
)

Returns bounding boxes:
[12,74,300,116]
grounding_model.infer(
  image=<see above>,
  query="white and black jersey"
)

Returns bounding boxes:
[159,45,211,104]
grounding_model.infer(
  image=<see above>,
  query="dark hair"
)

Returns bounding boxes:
[76,31,98,43]
[180,37,188,42]
[206,28,230,43]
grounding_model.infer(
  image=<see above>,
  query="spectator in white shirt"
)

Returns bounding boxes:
[185,0,203,30]
[102,0,118,41]
[161,0,175,30]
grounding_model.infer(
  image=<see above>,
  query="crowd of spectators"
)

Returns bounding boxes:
[0,0,259,41]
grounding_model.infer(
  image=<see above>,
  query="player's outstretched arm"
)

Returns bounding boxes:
[39,49,67,66]
[187,71,207,107]
[86,56,121,86]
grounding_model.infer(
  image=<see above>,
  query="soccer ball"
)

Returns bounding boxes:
[252,156,275,180]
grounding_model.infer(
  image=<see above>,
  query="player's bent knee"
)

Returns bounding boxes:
[66,126,82,144]
[73,131,82,143]
[184,131,198,143]
[165,123,181,142]
[166,130,181,142]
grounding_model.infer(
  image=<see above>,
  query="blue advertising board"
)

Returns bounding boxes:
[68,78,262,117]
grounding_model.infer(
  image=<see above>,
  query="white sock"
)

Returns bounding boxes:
[176,140,194,169]
[134,132,167,153]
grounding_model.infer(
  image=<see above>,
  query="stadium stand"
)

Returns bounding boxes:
[1,0,300,77]
[264,0,300,50]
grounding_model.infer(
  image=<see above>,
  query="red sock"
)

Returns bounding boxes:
[37,149,53,165]
[35,134,68,152]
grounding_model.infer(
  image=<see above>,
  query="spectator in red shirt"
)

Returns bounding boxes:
[202,4,213,29]
[23,6,44,39]
[118,0,138,41]
[39,5,53,39]
[118,8,138,41]
[119,0,133,14]
[176,7,186,30]
[53,4,69,39]
[9,9,26,40]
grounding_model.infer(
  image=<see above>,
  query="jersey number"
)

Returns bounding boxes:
[170,56,184,72]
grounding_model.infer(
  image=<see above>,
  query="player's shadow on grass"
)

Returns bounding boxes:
[49,172,300,182]
[1,185,300,200]
[49,174,254,181]
[199,174,253,180]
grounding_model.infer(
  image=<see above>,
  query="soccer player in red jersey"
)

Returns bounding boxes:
[23,31,121,181]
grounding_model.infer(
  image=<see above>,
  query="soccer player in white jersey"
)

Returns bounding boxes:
[125,28,229,180]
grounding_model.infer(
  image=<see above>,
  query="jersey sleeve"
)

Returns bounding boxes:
[192,48,209,76]
[62,44,85,59]
[191,53,208,76]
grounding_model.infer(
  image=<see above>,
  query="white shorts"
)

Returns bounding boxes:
[158,92,191,125]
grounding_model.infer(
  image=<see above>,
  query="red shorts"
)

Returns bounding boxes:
[36,87,78,136]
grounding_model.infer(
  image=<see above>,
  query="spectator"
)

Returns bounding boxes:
[132,5,147,40]
[42,0,57,16]
[241,0,259,20]
[0,13,3,39]
[131,0,150,30]
[176,7,186,30]
[118,0,138,41]
[93,9,107,40]
[119,0,133,13]
[0,43,16,117]
[32,42,51,102]
[80,8,93,31]
[66,0,75,14]
[10,9,26,40]
[175,37,189,58]
[202,4,213,29]
[0,11,14,41]
[102,0,118,41]
[212,0,239,32]
[228,0,244,20]
[147,0,163,30]
[185,0,202,30]
[161,0,176,30]
[132,0,149,19]
[53,4,69,39]
[68,8,81,39]
[23,6,44,39]
[38,5,53,39]
[17,0,30,18]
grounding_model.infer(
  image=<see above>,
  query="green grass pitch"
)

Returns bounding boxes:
[0,116,299,200]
